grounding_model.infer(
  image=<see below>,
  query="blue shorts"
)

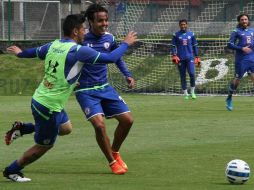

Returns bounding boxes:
[31,99,69,146]
[75,85,130,120]
[235,59,254,79]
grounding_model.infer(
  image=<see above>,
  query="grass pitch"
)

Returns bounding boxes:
[0,94,254,190]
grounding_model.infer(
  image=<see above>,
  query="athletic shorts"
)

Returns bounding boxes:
[235,59,254,79]
[31,98,69,146]
[75,85,130,120]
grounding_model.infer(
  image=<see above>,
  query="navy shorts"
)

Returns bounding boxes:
[31,99,69,145]
[75,85,130,120]
[235,59,254,79]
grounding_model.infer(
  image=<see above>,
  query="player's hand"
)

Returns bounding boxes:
[123,31,137,46]
[171,55,180,65]
[6,46,22,55]
[126,76,135,89]
[194,56,201,67]
[242,46,252,54]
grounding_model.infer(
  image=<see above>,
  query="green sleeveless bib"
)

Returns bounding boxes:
[33,40,77,112]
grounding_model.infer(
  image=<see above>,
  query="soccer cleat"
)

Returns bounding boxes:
[191,93,197,99]
[5,121,23,145]
[3,168,31,182]
[112,152,128,171]
[226,97,233,111]
[184,95,189,100]
[109,160,126,175]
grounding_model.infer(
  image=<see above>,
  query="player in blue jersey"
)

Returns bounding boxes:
[226,14,254,111]
[3,14,137,182]
[75,3,134,174]
[171,19,201,100]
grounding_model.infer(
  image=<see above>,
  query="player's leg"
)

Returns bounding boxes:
[248,61,254,84]
[226,62,243,111]
[178,61,188,99]
[5,110,71,145]
[75,90,126,174]
[3,144,52,182]
[112,112,133,152]
[3,99,60,182]
[102,88,133,171]
[5,121,35,145]
[187,59,196,99]
[58,110,72,136]
[89,115,126,174]
[111,112,133,171]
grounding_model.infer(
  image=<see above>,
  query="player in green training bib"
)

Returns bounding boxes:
[3,14,137,182]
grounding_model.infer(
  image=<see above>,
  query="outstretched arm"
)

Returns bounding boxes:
[77,31,137,64]
[7,46,37,58]
[6,43,51,59]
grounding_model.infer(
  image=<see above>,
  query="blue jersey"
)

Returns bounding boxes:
[17,38,130,86]
[171,30,198,60]
[76,31,132,89]
[227,27,254,62]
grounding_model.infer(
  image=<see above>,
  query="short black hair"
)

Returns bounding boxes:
[179,19,188,25]
[84,3,108,22]
[63,14,86,36]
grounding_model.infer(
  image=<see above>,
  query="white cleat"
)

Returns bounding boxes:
[8,174,31,182]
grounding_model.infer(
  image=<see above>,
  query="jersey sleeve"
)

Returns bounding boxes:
[171,33,177,55]
[227,30,242,50]
[115,59,132,77]
[77,42,129,64]
[191,33,198,56]
[17,42,52,59]
[110,37,132,77]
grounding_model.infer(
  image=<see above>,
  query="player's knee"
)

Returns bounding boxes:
[119,115,134,128]
[59,123,72,136]
[93,122,107,134]
[189,73,195,78]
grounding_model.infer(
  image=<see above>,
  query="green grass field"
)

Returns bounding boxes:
[0,94,254,190]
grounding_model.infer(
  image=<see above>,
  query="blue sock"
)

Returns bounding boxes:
[6,160,24,173]
[227,83,236,99]
[20,123,35,135]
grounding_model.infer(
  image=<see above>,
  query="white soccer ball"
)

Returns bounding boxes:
[225,159,250,184]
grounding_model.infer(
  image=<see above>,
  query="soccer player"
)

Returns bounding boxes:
[3,14,137,182]
[171,19,201,100]
[226,13,254,111]
[75,3,134,174]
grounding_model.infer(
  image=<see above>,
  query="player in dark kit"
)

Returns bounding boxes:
[226,14,254,111]
[171,19,201,100]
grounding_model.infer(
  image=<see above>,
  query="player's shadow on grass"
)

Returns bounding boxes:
[27,170,114,175]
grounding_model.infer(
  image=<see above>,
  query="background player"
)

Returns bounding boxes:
[171,19,201,100]
[226,13,254,111]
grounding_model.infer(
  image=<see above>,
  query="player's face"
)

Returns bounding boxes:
[239,16,249,28]
[179,22,187,31]
[90,11,109,36]
[76,23,86,44]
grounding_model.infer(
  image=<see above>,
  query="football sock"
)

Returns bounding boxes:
[7,160,24,173]
[20,123,35,135]
[227,83,237,99]
[183,89,188,96]
[190,87,195,94]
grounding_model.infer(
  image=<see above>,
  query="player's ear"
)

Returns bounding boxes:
[73,28,79,36]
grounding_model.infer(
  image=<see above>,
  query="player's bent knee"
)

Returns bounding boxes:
[59,122,73,136]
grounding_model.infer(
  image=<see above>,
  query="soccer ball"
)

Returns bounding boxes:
[225,159,250,184]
